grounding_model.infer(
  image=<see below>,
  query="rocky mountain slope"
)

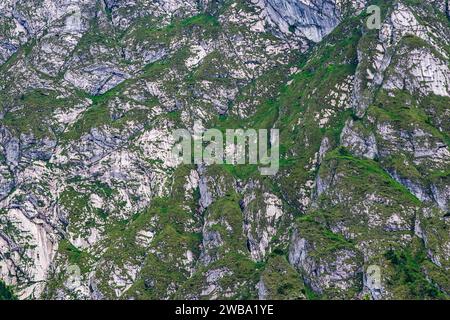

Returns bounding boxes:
[0,0,449,300]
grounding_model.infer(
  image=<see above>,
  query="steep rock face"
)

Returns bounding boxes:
[341,119,378,159]
[0,0,449,300]
[242,188,285,261]
[256,0,366,42]
[383,47,450,97]
[289,223,363,296]
[352,1,450,116]
[347,1,450,215]
[1,1,334,297]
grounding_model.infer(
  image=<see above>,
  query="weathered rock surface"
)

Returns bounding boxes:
[0,0,449,300]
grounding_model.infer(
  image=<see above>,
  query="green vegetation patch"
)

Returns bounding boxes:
[385,239,446,299]
[0,280,16,300]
